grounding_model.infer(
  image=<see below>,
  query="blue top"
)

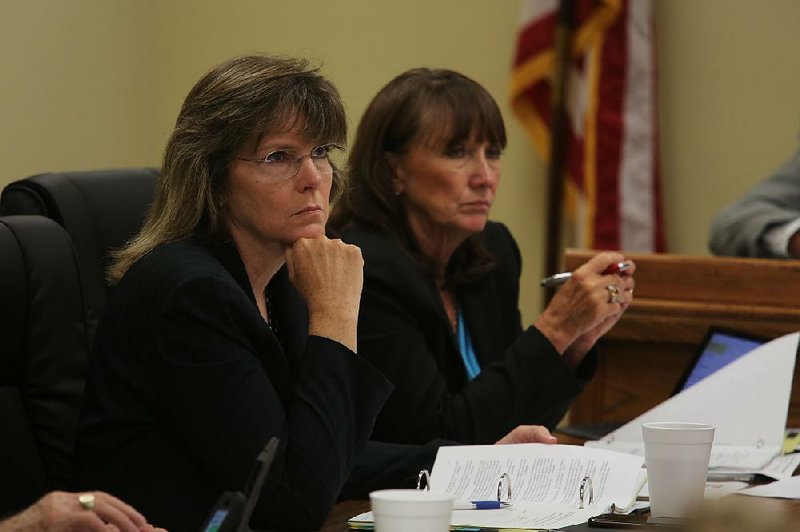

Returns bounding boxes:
[456,304,481,380]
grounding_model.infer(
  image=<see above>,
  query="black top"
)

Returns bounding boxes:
[342,221,595,445]
[74,236,393,531]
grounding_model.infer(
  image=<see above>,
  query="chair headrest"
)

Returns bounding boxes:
[0,168,159,343]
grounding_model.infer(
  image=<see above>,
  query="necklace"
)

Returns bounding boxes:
[265,287,277,334]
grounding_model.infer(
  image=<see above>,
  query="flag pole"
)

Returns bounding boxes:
[544,0,575,305]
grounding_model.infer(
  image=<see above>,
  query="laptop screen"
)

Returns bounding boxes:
[673,328,767,394]
[558,328,770,441]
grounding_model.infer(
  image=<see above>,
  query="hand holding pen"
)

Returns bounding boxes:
[540,261,631,288]
[533,252,635,359]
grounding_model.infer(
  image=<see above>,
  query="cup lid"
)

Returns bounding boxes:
[642,422,715,444]
[369,489,455,503]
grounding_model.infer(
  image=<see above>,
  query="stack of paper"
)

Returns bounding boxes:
[739,476,800,499]
[349,443,644,530]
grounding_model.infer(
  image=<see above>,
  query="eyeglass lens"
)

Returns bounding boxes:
[274,145,344,182]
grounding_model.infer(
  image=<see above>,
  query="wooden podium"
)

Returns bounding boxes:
[563,249,800,428]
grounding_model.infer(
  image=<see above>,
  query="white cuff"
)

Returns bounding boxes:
[764,218,800,257]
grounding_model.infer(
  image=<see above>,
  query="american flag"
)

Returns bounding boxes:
[511,0,665,252]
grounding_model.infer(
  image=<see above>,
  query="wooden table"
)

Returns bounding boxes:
[322,500,369,532]
[322,497,800,531]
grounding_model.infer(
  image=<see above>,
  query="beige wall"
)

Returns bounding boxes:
[2,0,800,323]
[0,0,157,177]
[656,0,800,256]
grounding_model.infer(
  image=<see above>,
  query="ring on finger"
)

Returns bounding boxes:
[78,493,95,511]
[605,285,620,304]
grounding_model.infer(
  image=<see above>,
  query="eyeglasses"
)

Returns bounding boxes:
[237,143,345,183]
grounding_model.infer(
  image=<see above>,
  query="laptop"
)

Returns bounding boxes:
[557,327,768,440]
[199,437,279,532]
[670,326,767,395]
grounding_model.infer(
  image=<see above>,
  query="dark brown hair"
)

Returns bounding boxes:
[329,68,507,286]
[109,54,346,282]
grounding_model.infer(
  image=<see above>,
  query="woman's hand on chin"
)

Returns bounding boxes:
[285,236,364,352]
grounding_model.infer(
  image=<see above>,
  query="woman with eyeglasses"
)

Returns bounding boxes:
[329,68,636,446]
[74,55,398,531]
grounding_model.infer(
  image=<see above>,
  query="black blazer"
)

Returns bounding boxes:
[74,236,393,531]
[342,221,595,445]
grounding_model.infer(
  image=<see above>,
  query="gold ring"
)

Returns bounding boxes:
[78,493,95,510]
[606,285,620,304]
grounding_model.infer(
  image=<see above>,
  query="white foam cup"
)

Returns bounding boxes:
[369,489,454,532]
[642,421,715,518]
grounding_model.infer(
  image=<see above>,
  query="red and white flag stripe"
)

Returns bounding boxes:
[510,0,665,252]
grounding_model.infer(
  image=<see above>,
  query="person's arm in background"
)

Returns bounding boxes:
[709,148,800,258]
[764,217,800,258]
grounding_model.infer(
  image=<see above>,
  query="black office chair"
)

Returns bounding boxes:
[0,216,90,515]
[0,168,158,345]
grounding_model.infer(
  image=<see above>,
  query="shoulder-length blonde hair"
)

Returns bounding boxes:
[108,54,347,283]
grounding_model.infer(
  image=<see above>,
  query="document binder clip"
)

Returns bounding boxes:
[579,475,594,509]
[417,469,431,490]
[497,472,511,503]
[417,469,512,503]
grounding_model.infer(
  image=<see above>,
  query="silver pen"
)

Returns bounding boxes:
[540,261,631,288]
[706,472,759,483]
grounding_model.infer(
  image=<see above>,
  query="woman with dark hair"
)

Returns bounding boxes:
[329,68,636,445]
[74,55,394,531]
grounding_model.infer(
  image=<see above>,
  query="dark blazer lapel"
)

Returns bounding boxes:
[265,266,308,377]
[458,275,504,368]
[204,237,295,405]
[427,275,472,387]
[425,275,457,344]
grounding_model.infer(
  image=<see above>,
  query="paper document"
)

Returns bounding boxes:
[349,443,644,530]
[709,452,800,482]
[639,480,748,500]
[586,332,799,470]
[738,476,800,499]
